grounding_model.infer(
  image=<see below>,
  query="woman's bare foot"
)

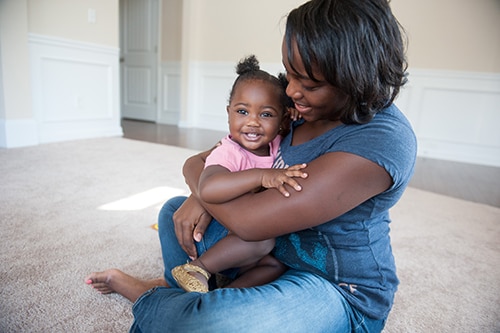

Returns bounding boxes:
[85,269,168,303]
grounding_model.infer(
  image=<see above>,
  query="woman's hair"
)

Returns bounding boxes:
[285,0,408,124]
[229,55,293,112]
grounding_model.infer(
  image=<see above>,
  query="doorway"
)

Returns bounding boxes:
[119,0,160,122]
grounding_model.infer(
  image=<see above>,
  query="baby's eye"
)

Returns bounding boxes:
[236,109,248,115]
[261,112,274,118]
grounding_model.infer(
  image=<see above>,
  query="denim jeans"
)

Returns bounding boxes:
[130,196,386,333]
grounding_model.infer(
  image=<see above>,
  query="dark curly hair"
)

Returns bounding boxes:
[229,55,293,113]
[285,0,408,124]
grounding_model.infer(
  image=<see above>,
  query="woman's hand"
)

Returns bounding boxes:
[172,195,212,259]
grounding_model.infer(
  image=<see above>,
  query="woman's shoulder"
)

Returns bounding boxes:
[374,104,414,129]
[325,104,417,188]
[343,104,415,144]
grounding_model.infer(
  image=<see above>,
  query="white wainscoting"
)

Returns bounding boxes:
[158,62,181,125]
[396,69,500,167]
[179,62,500,167]
[28,34,122,145]
[179,62,234,130]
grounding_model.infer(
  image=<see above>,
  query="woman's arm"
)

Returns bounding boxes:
[202,151,392,241]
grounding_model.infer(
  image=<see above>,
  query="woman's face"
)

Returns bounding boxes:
[282,38,347,123]
[227,79,283,156]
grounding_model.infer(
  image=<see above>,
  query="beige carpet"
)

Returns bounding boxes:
[0,137,499,332]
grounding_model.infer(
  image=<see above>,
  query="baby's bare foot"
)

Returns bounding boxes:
[85,269,168,302]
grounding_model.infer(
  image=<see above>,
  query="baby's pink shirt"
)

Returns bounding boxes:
[205,135,281,172]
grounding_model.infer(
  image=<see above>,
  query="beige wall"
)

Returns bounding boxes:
[28,0,118,47]
[19,0,500,71]
[20,0,499,72]
[182,0,500,73]
[161,0,182,62]
[182,0,304,63]
[391,0,500,72]
[0,0,32,119]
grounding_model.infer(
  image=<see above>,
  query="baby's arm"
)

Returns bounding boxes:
[199,163,308,204]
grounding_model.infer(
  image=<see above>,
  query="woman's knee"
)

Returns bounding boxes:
[158,196,186,229]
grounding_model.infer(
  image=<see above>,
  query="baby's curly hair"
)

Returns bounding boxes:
[229,55,293,113]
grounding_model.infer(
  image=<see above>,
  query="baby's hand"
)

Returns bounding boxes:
[260,163,308,197]
[288,107,302,121]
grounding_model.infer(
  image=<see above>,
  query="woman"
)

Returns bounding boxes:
[86,0,416,331]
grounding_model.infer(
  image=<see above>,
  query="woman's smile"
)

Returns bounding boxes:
[293,101,312,115]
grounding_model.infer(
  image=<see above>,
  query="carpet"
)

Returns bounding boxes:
[0,137,498,332]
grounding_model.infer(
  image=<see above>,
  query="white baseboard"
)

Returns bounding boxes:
[27,34,122,145]
[0,118,39,148]
[415,137,500,167]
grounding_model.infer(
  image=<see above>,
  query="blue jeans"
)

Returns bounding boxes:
[130,196,386,333]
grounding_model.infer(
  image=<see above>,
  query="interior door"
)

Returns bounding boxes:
[120,0,159,121]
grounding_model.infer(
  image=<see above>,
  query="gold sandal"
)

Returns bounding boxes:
[171,263,211,293]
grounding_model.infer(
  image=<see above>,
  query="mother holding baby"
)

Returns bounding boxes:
[87,0,416,331]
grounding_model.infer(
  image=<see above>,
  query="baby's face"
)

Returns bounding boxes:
[227,80,283,156]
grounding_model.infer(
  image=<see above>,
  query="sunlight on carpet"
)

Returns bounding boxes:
[98,186,189,211]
